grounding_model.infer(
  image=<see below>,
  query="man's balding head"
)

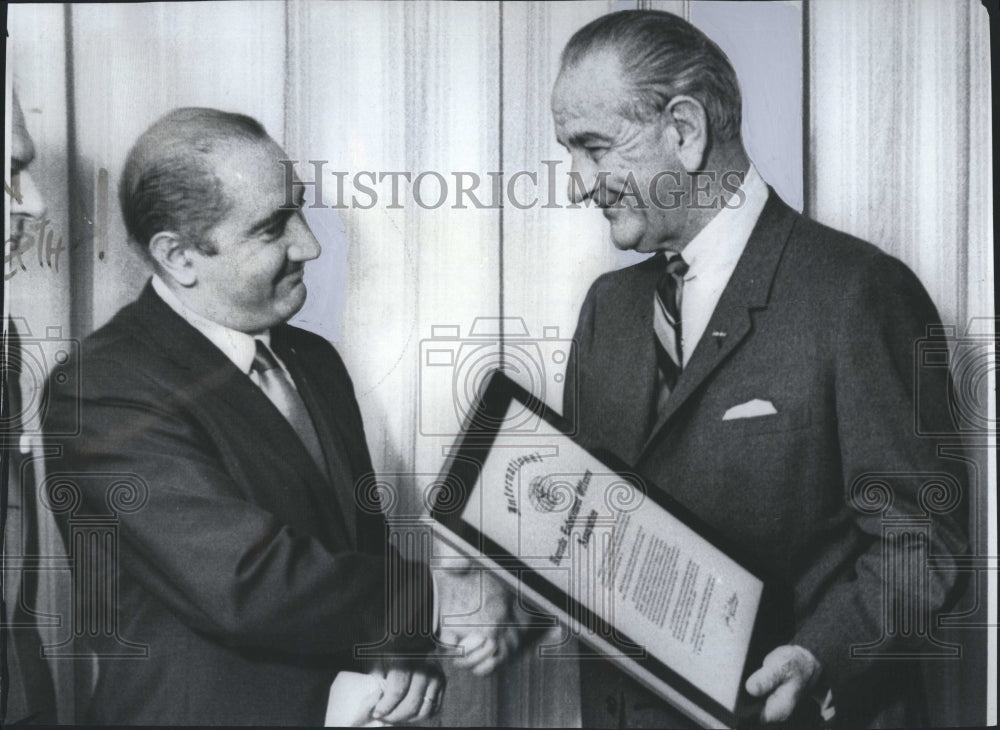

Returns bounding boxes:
[119,107,270,261]
[560,10,743,145]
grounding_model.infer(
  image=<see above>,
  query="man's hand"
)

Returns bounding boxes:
[434,549,521,676]
[443,622,520,677]
[370,658,445,724]
[745,645,822,723]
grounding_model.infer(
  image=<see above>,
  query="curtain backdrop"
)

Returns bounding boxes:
[6,1,990,725]
[806,1,992,724]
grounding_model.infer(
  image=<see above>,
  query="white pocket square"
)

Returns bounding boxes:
[722,399,777,420]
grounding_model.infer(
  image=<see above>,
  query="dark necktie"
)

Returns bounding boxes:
[653,252,689,414]
[251,340,327,475]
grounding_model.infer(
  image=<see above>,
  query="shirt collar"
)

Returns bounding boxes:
[151,275,269,375]
[677,164,769,279]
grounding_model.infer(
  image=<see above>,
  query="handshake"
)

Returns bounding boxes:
[326,544,523,726]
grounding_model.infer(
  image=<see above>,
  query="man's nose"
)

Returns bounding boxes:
[286,216,321,262]
[10,170,47,220]
[567,152,598,204]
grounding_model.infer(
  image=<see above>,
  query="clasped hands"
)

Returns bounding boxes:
[364,560,822,726]
[434,559,522,677]
[428,556,824,726]
[364,657,445,725]
[355,558,520,725]
[366,632,823,726]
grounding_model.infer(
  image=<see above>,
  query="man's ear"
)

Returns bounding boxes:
[664,95,709,171]
[149,231,197,287]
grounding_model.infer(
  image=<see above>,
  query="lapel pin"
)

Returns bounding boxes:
[712,331,727,347]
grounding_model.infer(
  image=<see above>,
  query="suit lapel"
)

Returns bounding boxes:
[130,284,355,546]
[638,192,799,459]
[599,256,663,464]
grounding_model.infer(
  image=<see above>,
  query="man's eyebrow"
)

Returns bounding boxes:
[278,184,307,210]
[566,132,613,147]
[246,206,297,237]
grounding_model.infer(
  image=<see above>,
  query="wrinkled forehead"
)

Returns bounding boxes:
[551,49,633,137]
[10,92,36,169]
[552,49,630,119]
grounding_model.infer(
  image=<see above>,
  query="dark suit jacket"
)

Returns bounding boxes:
[43,283,432,726]
[565,194,969,728]
[2,322,57,724]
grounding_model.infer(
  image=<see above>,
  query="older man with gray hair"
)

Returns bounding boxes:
[552,10,968,728]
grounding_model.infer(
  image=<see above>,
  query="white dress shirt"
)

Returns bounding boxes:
[151,275,294,387]
[676,164,769,365]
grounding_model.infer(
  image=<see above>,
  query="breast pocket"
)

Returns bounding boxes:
[717,402,811,437]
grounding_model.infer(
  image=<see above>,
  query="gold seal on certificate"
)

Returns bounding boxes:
[433,372,774,729]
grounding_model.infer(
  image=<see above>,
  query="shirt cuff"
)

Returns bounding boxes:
[815,687,836,722]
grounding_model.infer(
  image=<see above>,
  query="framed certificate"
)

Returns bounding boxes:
[431,371,785,729]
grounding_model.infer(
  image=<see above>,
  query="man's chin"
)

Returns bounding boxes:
[248,287,308,332]
[606,216,651,252]
[609,232,651,253]
[279,287,306,315]
[609,229,674,254]
[610,239,639,252]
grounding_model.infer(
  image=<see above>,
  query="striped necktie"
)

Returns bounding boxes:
[653,252,689,413]
[251,340,327,475]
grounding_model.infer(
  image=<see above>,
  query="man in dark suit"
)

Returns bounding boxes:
[42,108,442,725]
[553,11,969,728]
[3,89,58,726]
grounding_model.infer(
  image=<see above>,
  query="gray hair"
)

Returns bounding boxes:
[561,10,742,142]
